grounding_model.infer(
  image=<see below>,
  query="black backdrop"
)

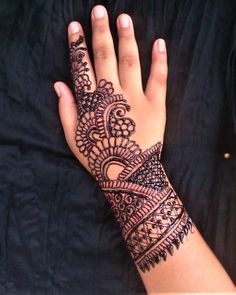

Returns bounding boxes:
[0,0,235,294]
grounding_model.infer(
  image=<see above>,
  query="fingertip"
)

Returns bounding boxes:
[117,14,132,29]
[68,21,81,35]
[68,22,84,47]
[54,81,69,98]
[54,82,62,98]
[55,82,77,141]
[92,5,107,20]
[54,81,76,106]
[156,39,166,54]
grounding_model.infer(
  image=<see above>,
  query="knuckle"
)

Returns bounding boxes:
[93,24,107,34]
[121,33,134,42]
[120,55,138,67]
[94,47,110,60]
[119,25,135,39]
[70,32,81,42]
[154,73,167,86]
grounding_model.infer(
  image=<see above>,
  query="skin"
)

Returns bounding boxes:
[54,5,236,294]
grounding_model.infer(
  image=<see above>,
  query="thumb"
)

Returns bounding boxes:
[54,81,78,152]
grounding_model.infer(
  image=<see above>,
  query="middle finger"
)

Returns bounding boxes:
[91,5,119,87]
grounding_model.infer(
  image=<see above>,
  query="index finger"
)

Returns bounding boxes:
[68,21,97,95]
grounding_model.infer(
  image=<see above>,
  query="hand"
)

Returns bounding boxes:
[53,6,236,292]
[54,5,192,274]
[54,5,168,179]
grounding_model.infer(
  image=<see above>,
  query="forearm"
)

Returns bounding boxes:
[140,227,235,293]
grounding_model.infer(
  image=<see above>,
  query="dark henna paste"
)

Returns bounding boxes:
[70,36,193,272]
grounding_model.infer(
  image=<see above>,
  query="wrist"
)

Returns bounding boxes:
[100,143,193,272]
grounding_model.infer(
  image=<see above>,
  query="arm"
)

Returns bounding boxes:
[140,227,235,293]
[54,5,236,293]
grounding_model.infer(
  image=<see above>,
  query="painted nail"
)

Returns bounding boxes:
[54,84,61,98]
[157,39,166,53]
[69,22,80,34]
[93,5,105,19]
[119,14,130,28]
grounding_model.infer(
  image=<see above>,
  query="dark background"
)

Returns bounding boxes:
[0,0,235,294]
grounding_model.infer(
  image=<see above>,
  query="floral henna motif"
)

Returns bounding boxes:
[70,36,193,272]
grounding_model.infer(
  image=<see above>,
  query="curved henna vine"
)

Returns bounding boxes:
[70,36,193,272]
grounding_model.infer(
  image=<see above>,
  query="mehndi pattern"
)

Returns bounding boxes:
[70,36,193,272]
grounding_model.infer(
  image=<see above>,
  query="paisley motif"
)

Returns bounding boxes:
[70,35,193,273]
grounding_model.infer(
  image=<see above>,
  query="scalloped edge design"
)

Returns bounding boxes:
[136,214,193,272]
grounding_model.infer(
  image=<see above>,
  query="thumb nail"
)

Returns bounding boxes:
[54,83,61,98]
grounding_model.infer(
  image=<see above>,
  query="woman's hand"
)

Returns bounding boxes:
[54,5,168,177]
[54,5,235,293]
[54,1,193,275]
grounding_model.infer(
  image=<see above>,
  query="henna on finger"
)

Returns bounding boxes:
[70,36,193,272]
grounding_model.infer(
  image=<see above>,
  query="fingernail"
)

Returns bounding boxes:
[93,5,105,19]
[157,39,166,53]
[54,84,61,98]
[119,14,130,28]
[69,22,80,34]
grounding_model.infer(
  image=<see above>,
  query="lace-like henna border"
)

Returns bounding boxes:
[70,36,193,272]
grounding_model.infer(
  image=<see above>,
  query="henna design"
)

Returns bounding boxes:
[70,36,193,272]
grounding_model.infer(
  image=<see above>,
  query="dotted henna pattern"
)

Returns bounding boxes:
[70,36,193,272]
